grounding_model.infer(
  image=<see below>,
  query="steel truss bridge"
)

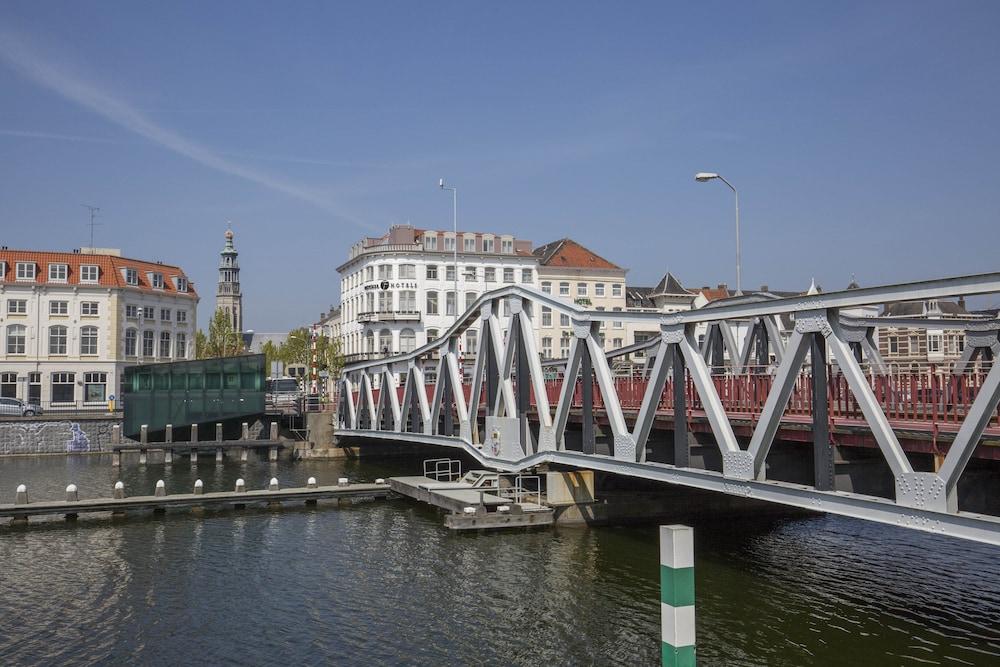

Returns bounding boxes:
[337,273,1000,545]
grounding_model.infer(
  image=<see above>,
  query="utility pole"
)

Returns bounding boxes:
[82,204,101,249]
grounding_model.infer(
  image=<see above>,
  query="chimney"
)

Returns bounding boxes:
[717,283,727,290]
[760,284,768,292]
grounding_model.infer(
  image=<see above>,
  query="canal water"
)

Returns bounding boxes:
[1,454,998,666]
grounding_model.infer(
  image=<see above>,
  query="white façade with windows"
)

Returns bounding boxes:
[337,225,539,371]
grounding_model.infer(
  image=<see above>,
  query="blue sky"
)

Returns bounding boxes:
[1,1,999,330]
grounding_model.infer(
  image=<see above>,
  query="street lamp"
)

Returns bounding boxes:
[695,172,741,295]
[439,178,459,323]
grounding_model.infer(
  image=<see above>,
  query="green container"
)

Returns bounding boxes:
[123,354,266,438]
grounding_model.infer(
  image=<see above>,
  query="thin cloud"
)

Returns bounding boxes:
[0,29,376,231]
[0,128,119,144]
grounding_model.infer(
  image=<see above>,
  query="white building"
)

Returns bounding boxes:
[337,224,538,368]
[0,247,198,407]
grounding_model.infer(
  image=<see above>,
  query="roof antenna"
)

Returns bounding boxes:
[82,204,101,248]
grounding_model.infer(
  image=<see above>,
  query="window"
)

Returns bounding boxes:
[80,326,98,355]
[888,337,899,355]
[378,290,393,312]
[400,328,416,353]
[464,266,477,281]
[81,301,99,316]
[577,283,587,297]
[16,262,36,280]
[378,264,392,280]
[28,372,40,403]
[125,329,138,356]
[126,304,138,319]
[426,328,439,343]
[521,269,533,283]
[613,337,623,348]
[443,236,456,251]
[177,310,187,323]
[125,268,138,285]
[51,372,75,403]
[6,325,26,354]
[8,299,27,314]
[365,266,374,281]
[0,261,5,281]
[613,306,623,329]
[595,283,605,297]
[560,313,570,327]
[426,265,438,280]
[176,333,187,359]
[159,308,171,322]
[49,300,68,316]
[0,372,16,398]
[483,238,495,252]
[446,265,456,281]
[49,325,67,354]
[424,234,438,250]
[159,331,171,357]
[542,307,552,327]
[560,337,570,358]
[928,334,941,353]
[465,329,478,355]
[484,267,496,282]
[399,290,416,311]
[465,291,478,311]
[84,372,107,403]
[542,337,552,358]
[142,306,155,320]
[501,239,513,253]
[426,291,439,315]
[612,283,622,297]
[399,264,416,279]
[48,263,68,282]
[446,291,457,316]
[378,329,392,355]
[175,276,188,292]
[464,237,476,252]
[503,268,514,283]
[142,330,155,357]
[559,282,570,296]
[541,281,552,294]
[151,273,164,289]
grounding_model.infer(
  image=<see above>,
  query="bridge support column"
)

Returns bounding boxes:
[660,525,695,667]
[673,346,688,468]
[811,335,834,491]
[581,344,595,455]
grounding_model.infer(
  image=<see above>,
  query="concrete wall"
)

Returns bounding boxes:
[0,416,127,455]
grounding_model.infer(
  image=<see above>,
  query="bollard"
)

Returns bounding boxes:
[216,423,223,442]
[193,479,203,495]
[375,478,386,485]
[462,506,477,514]
[112,424,122,445]
[497,505,511,513]
[660,525,695,667]
[268,477,279,491]
[165,424,173,444]
[241,422,249,441]
[155,480,166,497]
[235,478,246,493]
[337,477,349,487]
[66,484,79,502]
[215,448,223,463]
[191,423,199,443]
[14,484,28,505]
[140,424,148,444]
[113,481,125,499]
[307,477,317,489]
[270,421,278,440]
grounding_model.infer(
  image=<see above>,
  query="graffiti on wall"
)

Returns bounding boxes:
[0,419,124,456]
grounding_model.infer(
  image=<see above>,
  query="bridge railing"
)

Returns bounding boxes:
[338,273,1000,540]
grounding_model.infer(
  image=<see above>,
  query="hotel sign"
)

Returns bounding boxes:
[364,281,417,291]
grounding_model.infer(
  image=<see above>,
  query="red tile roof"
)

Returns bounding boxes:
[0,249,198,297]
[533,238,622,270]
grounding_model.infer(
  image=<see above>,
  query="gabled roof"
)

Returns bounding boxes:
[652,272,691,295]
[533,238,621,270]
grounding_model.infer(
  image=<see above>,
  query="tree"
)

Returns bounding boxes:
[195,330,208,359]
[260,339,281,372]
[200,308,243,358]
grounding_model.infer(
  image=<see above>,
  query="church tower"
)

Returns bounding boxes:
[216,228,243,333]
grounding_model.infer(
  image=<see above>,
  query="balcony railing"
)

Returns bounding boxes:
[357,310,421,323]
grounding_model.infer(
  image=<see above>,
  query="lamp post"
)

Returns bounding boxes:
[695,172,741,295]
[439,178,459,324]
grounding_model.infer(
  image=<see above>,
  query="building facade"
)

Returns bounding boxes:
[878,299,971,369]
[216,229,243,333]
[533,238,628,359]
[0,248,198,406]
[337,224,537,367]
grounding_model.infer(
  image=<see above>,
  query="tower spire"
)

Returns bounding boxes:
[215,226,243,333]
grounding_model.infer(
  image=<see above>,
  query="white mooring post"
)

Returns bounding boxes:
[660,525,695,667]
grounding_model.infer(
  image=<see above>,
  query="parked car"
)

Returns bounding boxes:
[0,397,43,417]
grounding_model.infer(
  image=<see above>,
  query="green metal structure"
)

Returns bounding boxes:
[123,354,266,438]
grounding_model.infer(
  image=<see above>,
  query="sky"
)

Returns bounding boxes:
[1,1,999,331]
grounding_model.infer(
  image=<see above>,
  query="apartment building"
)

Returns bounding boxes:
[0,247,198,406]
[878,298,971,369]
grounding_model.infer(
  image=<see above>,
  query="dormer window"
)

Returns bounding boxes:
[80,265,99,283]
[174,276,188,293]
[151,273,164,289]
[124,268,138,286]
[501,238,513,254]
[423,234,438,250]
[48,263,68,282]
[0,261,7,280]
[16,262,36,281]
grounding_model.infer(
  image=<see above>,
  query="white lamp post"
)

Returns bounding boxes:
[695,172,741,295]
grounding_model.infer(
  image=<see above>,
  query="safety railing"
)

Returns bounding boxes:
[423,458,462,482]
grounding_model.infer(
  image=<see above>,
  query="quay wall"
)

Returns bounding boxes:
[0,416,130,456]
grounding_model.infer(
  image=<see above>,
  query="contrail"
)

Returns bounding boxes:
[0,29,376,231]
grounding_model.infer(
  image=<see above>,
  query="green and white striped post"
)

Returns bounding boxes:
[660,524,695,666]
